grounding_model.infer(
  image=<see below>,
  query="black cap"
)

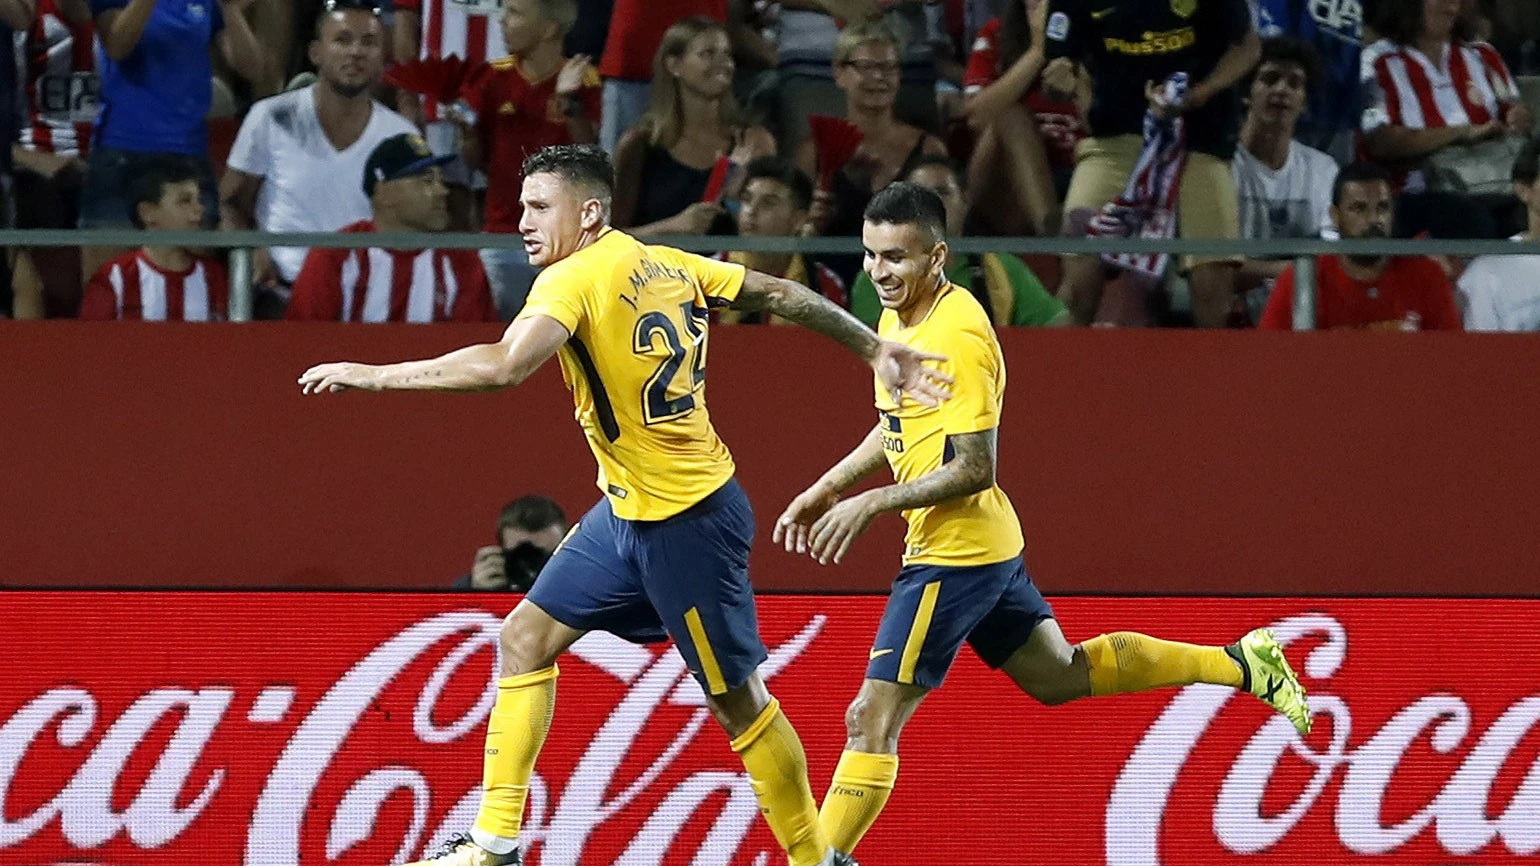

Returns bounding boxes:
[362,133,455,196]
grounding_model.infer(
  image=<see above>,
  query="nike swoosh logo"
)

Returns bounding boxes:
[1091,7,1114,17]
[869,648,894,660]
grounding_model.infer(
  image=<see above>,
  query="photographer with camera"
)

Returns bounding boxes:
[453,495,569,591]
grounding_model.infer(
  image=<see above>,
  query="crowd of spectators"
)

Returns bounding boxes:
[0,0,1538,329]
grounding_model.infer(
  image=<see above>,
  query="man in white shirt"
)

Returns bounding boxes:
[1231,36,1340,320]
[1459,137,1540,332]
[219,0,417,315]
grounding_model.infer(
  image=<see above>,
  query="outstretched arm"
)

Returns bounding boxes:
[298,315,569,394]
[774,426,887,554]
[734,270,955,406]
[805,428,997,564]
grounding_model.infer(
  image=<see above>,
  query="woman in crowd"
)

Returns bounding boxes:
[612,16,777,236]
[795,19,949,240]
[1361,0,1533,232]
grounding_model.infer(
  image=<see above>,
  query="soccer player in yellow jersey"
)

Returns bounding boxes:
[774,182,1313,860]
[298,145,952,866]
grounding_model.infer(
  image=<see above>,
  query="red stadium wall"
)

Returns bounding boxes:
[2,323,1539,594]
[3,593,1535,865]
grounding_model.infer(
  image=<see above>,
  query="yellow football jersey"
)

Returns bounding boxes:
[518,229,743,520]
[874,284,1024,566]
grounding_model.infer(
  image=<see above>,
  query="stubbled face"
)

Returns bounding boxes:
[1248,60,1309,129]
[1332,179,1394,266]
[519,172,600,266]
[312,10,384,98]
[862,220,946,316]
[376,168,450,232]
[835,41,901,113]
[667,30,734,100]
[737,178,806,237]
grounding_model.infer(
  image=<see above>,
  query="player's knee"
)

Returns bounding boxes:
[843,693,903,752]
[498,612,557,675]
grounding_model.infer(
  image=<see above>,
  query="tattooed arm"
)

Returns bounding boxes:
[803,429,997,564]
[734,270,955,406]
[775,426,889,554]
[298,315,569,394]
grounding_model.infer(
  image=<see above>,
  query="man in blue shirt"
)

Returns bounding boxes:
[79,0,266,279]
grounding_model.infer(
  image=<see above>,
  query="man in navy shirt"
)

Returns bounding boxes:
[79,0,264,279]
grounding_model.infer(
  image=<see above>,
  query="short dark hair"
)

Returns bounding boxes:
[497,495,567,538]
[863,181,947,243]
[1332,162,1393,207]
[905,153,965,190]
[315,0,381,39]
[124,156,201,229]
[1514,136,1540,186]
[1249,37,1325,95]
[741,156,814,210]
[522,144,615,207]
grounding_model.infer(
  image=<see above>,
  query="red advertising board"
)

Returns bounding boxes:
[5,324,1540,595]
[3,593,1535,865]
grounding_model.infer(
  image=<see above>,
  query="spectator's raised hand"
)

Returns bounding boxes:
[1041,58,1082,102]
[555,54,595,96]
[669,201,726,234]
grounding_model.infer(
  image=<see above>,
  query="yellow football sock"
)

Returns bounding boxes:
[471,665,558,852]
[818,749,899,855]
[730,699,829,866]
[1082,632,1242,696]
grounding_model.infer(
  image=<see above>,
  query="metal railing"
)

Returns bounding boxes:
[7,229,1534,328]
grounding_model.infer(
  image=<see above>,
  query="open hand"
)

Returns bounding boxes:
[873,340,952,407]
[806,492,879,565]
[298,362,382,394]
[774,483,840,554]
[555,54,595,96]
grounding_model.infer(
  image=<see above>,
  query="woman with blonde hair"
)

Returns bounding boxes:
[613,16,777,235]
[795,19,949,240]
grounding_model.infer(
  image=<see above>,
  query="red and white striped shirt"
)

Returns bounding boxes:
[1361,38,1520,134]
[393,0,507,121]
[16,0,97,157]
[79,251,229,321]
[286,221,498,323]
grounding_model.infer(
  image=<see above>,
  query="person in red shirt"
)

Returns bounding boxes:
[287,134,497,323]
[1259,162,1463,331]
[960,0,1085,236]
[79,157,229,321]
[457,0,601,319]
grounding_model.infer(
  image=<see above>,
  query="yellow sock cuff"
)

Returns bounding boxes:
[497,664,558,690]
[729,698,782,753]
[832,750,899,790]
[1083,634,1119,696]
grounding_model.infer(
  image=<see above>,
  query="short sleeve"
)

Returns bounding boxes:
[936,325,1002,435]
[1257,266,1296,329]
[665,247,746,305]
[963,19,1001,93]
[1042,0,1085,60]
[225,103,273,177]
[78,264,120,319]
[517,264,590,333]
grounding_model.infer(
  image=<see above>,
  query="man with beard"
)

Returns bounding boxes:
[220,0,418,315]
[1259,162,1462,330]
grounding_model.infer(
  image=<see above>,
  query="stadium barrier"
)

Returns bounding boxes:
[3,228,1538,328]
[2,592,1531,865]
[3,324,1539,594]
